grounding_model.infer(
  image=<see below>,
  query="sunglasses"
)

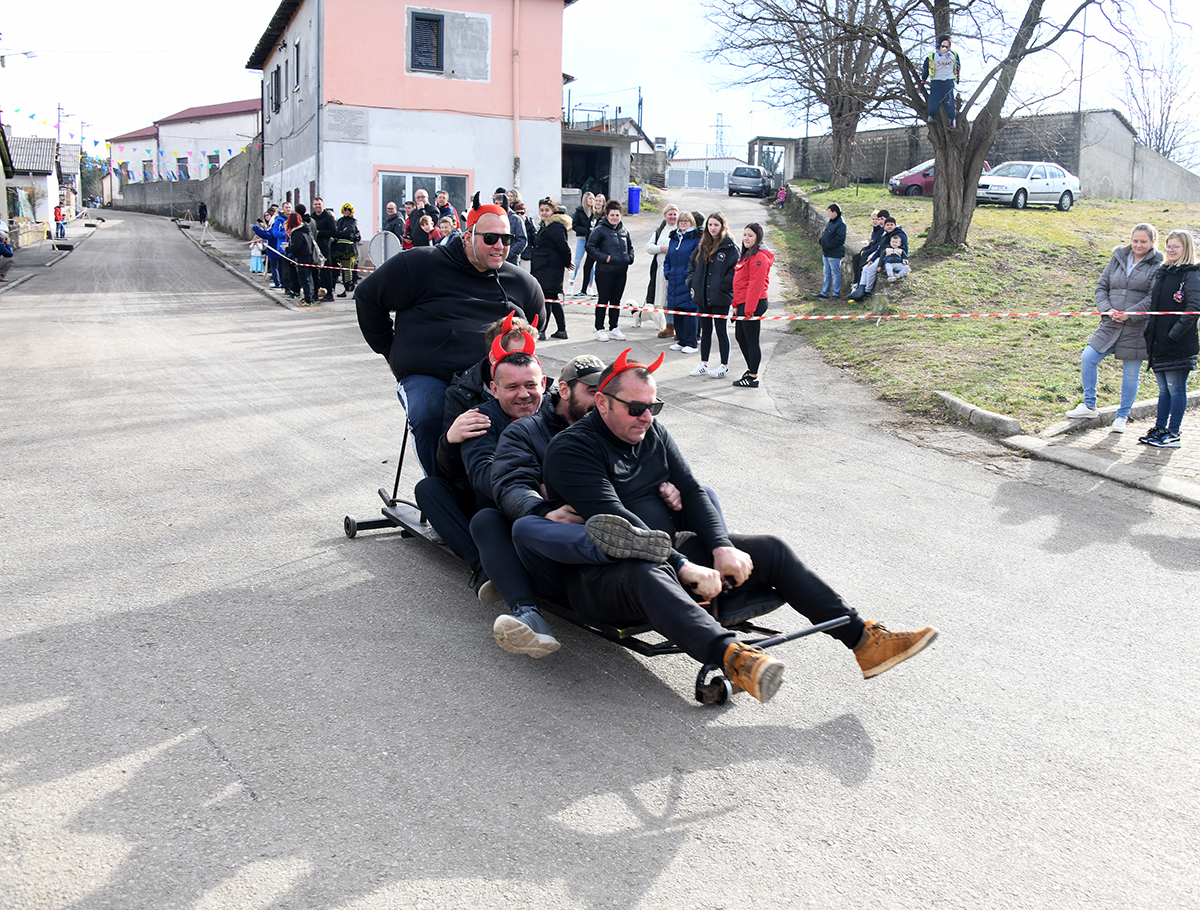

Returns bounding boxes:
[604,392,664,417]
[475,231,514,246]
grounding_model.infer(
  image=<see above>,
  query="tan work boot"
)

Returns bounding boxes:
[723,643,785,704]
[854,620,938,679]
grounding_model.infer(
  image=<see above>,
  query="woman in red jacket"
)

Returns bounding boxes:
[730,223,774,387]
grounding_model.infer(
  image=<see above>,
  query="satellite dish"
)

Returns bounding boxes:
[369,230,402,266]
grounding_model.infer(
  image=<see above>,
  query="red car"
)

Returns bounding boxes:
[888,158,990,196]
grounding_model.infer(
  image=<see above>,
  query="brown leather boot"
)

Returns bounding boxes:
[723,643,785,704]
[854,620,938,679]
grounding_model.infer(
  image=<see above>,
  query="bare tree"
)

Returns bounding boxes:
[1123,35,1197,169]
[741,0,1140,246]
[703,0,912,189]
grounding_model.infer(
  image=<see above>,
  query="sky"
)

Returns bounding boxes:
[1,0,1189,164]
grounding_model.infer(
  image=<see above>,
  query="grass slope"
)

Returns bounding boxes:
[777,183,1200,430]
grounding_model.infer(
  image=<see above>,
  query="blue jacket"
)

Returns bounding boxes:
[662,228,701,312]
[252,215,287,260]
[0,239,13,258]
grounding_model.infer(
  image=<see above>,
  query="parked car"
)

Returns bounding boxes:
[888,158,990,196]
[728,165,769,198]
[976,161,1080,210]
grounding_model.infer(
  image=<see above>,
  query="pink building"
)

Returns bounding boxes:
[247,0,576,231]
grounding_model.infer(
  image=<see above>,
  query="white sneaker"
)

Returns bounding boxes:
[1065,403,1099,418]
[680,346,698,354]
[669,343,684,351]
[690,364,709,376]
[1112,417,1127,433]
[608,327,626,340]
[596,330,610,342]
[712,365,729,379]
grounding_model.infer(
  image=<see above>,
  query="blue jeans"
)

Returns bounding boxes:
[821,256,842,296]
[397,374,449,477]
[1081,344,1142,419]
[571,237,592,292]
[928,80,956,122]
[1154,369,1190,433]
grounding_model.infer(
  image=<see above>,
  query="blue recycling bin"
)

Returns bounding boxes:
[627,185,641,215]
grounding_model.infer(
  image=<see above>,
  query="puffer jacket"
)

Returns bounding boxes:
[662,227,701,312]
[732,247,775,316]
[586,219,634,273]
[571,205,595,238]
[490,399,571,521]
[687,235,740,315]
[1144,262,1200,372]
[531,213,573,296]
[819,216,847,260]
[1089,245,1164,360]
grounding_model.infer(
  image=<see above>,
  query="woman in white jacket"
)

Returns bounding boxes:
[637,204,678,335]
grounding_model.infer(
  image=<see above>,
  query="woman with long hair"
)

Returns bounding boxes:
[568,191,594,295]
[643,203,679,338]
[730,223,774,387]
[1064,223,1162,431]
[686,212,739,377]
[283,212,315,305]
[1139,228,1200,447]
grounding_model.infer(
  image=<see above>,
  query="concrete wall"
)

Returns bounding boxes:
[114,136,262,239]
[783,109,1200,203]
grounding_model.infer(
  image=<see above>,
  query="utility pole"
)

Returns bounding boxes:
[710,113,726,159]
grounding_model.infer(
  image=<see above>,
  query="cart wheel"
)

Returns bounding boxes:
[399,528,415,539]
[344,516,358,539]
[694,664,733,705]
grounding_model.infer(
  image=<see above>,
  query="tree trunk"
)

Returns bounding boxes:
[828,100,862,189]
[926,122,986,247]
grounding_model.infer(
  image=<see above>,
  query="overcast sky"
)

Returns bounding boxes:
[1,0,1189,164]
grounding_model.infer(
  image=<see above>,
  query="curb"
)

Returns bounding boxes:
[176,223,299,311]
[0,274,35,295]
[1001,434,1200,509]
[933,390,1022,435]
[1041,391,1200,437]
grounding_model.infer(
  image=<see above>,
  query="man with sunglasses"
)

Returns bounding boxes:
[520,353,937,704]
[355,194,544,478]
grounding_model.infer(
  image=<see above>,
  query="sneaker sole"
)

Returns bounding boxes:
[754,660,785,704]
[585,515,672,562]
[477,580,504,605]
[862,627,939,679]
[493,614,560,658]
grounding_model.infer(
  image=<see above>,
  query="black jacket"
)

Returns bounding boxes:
[434,357,494,493]
[285,224,314,264]
[311,209,338,255]
[407,203,441,247]
[490,398,571,521]
[460,395,555,507]
[686,235,739,315]
[819,216,847,259]
[354,234,541,383]
[586,220,634,273]
[383,213,405,240]
[859,224,886,257]
[531,214,574,296]
[571,205,594,238]
[543,409,731,565]
[867,226,908,264]
[1144,263,1200,372]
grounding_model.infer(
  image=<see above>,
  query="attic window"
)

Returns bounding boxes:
[411,13,444,72]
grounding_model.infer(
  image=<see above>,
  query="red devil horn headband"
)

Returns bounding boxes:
[596,348,665,394]
[467,190,508,229]
[490,328,538,378]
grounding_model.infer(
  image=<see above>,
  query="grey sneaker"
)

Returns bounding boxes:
[585,514,672,563]
[493,604,560,658]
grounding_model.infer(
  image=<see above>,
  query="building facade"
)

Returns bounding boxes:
[247,0,574,233]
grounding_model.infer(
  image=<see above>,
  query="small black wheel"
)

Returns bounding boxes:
[695,664,734,705]
[905,185,923,197]
[344,516,357,538]
[728,189,734,197]
[1057,191,1073,212]
[1012,188,1028,210]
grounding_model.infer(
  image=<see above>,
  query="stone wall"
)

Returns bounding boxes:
[113,134,263,239]
[784,110,1200,202]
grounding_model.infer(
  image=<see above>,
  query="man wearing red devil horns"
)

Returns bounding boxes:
[517,349,938,705]
[355,192,544,478]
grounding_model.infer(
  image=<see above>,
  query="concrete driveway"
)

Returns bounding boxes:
[1,208,1196,909]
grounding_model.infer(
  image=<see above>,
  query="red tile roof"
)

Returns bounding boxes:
[155,99,260,124]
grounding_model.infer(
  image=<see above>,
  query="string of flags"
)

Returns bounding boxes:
[12,105,262,182]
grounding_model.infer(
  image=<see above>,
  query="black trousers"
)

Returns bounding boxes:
[594,269,627,330]
[522,532,863,667]
[699,315,730,363]
[735,299,767,374]
[471,508,538,606]
[414,477,480,572]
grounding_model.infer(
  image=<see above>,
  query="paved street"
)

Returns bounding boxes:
[2,207,1197,909]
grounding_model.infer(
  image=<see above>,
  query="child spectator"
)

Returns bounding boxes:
[776,186,788,209]
[419,214,443,245]
[250,237,265,273]
[883,233,910,282]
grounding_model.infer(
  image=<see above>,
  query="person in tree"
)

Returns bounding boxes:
[921,34,960,128]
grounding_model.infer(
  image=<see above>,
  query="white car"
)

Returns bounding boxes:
[976,161,1080,211]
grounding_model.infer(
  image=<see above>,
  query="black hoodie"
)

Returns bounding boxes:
[354,234,542,383]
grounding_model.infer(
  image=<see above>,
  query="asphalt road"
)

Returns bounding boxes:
[2,207,1197,909]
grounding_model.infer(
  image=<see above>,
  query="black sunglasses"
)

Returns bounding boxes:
[604,392,664,417]
[475,230,514,246]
